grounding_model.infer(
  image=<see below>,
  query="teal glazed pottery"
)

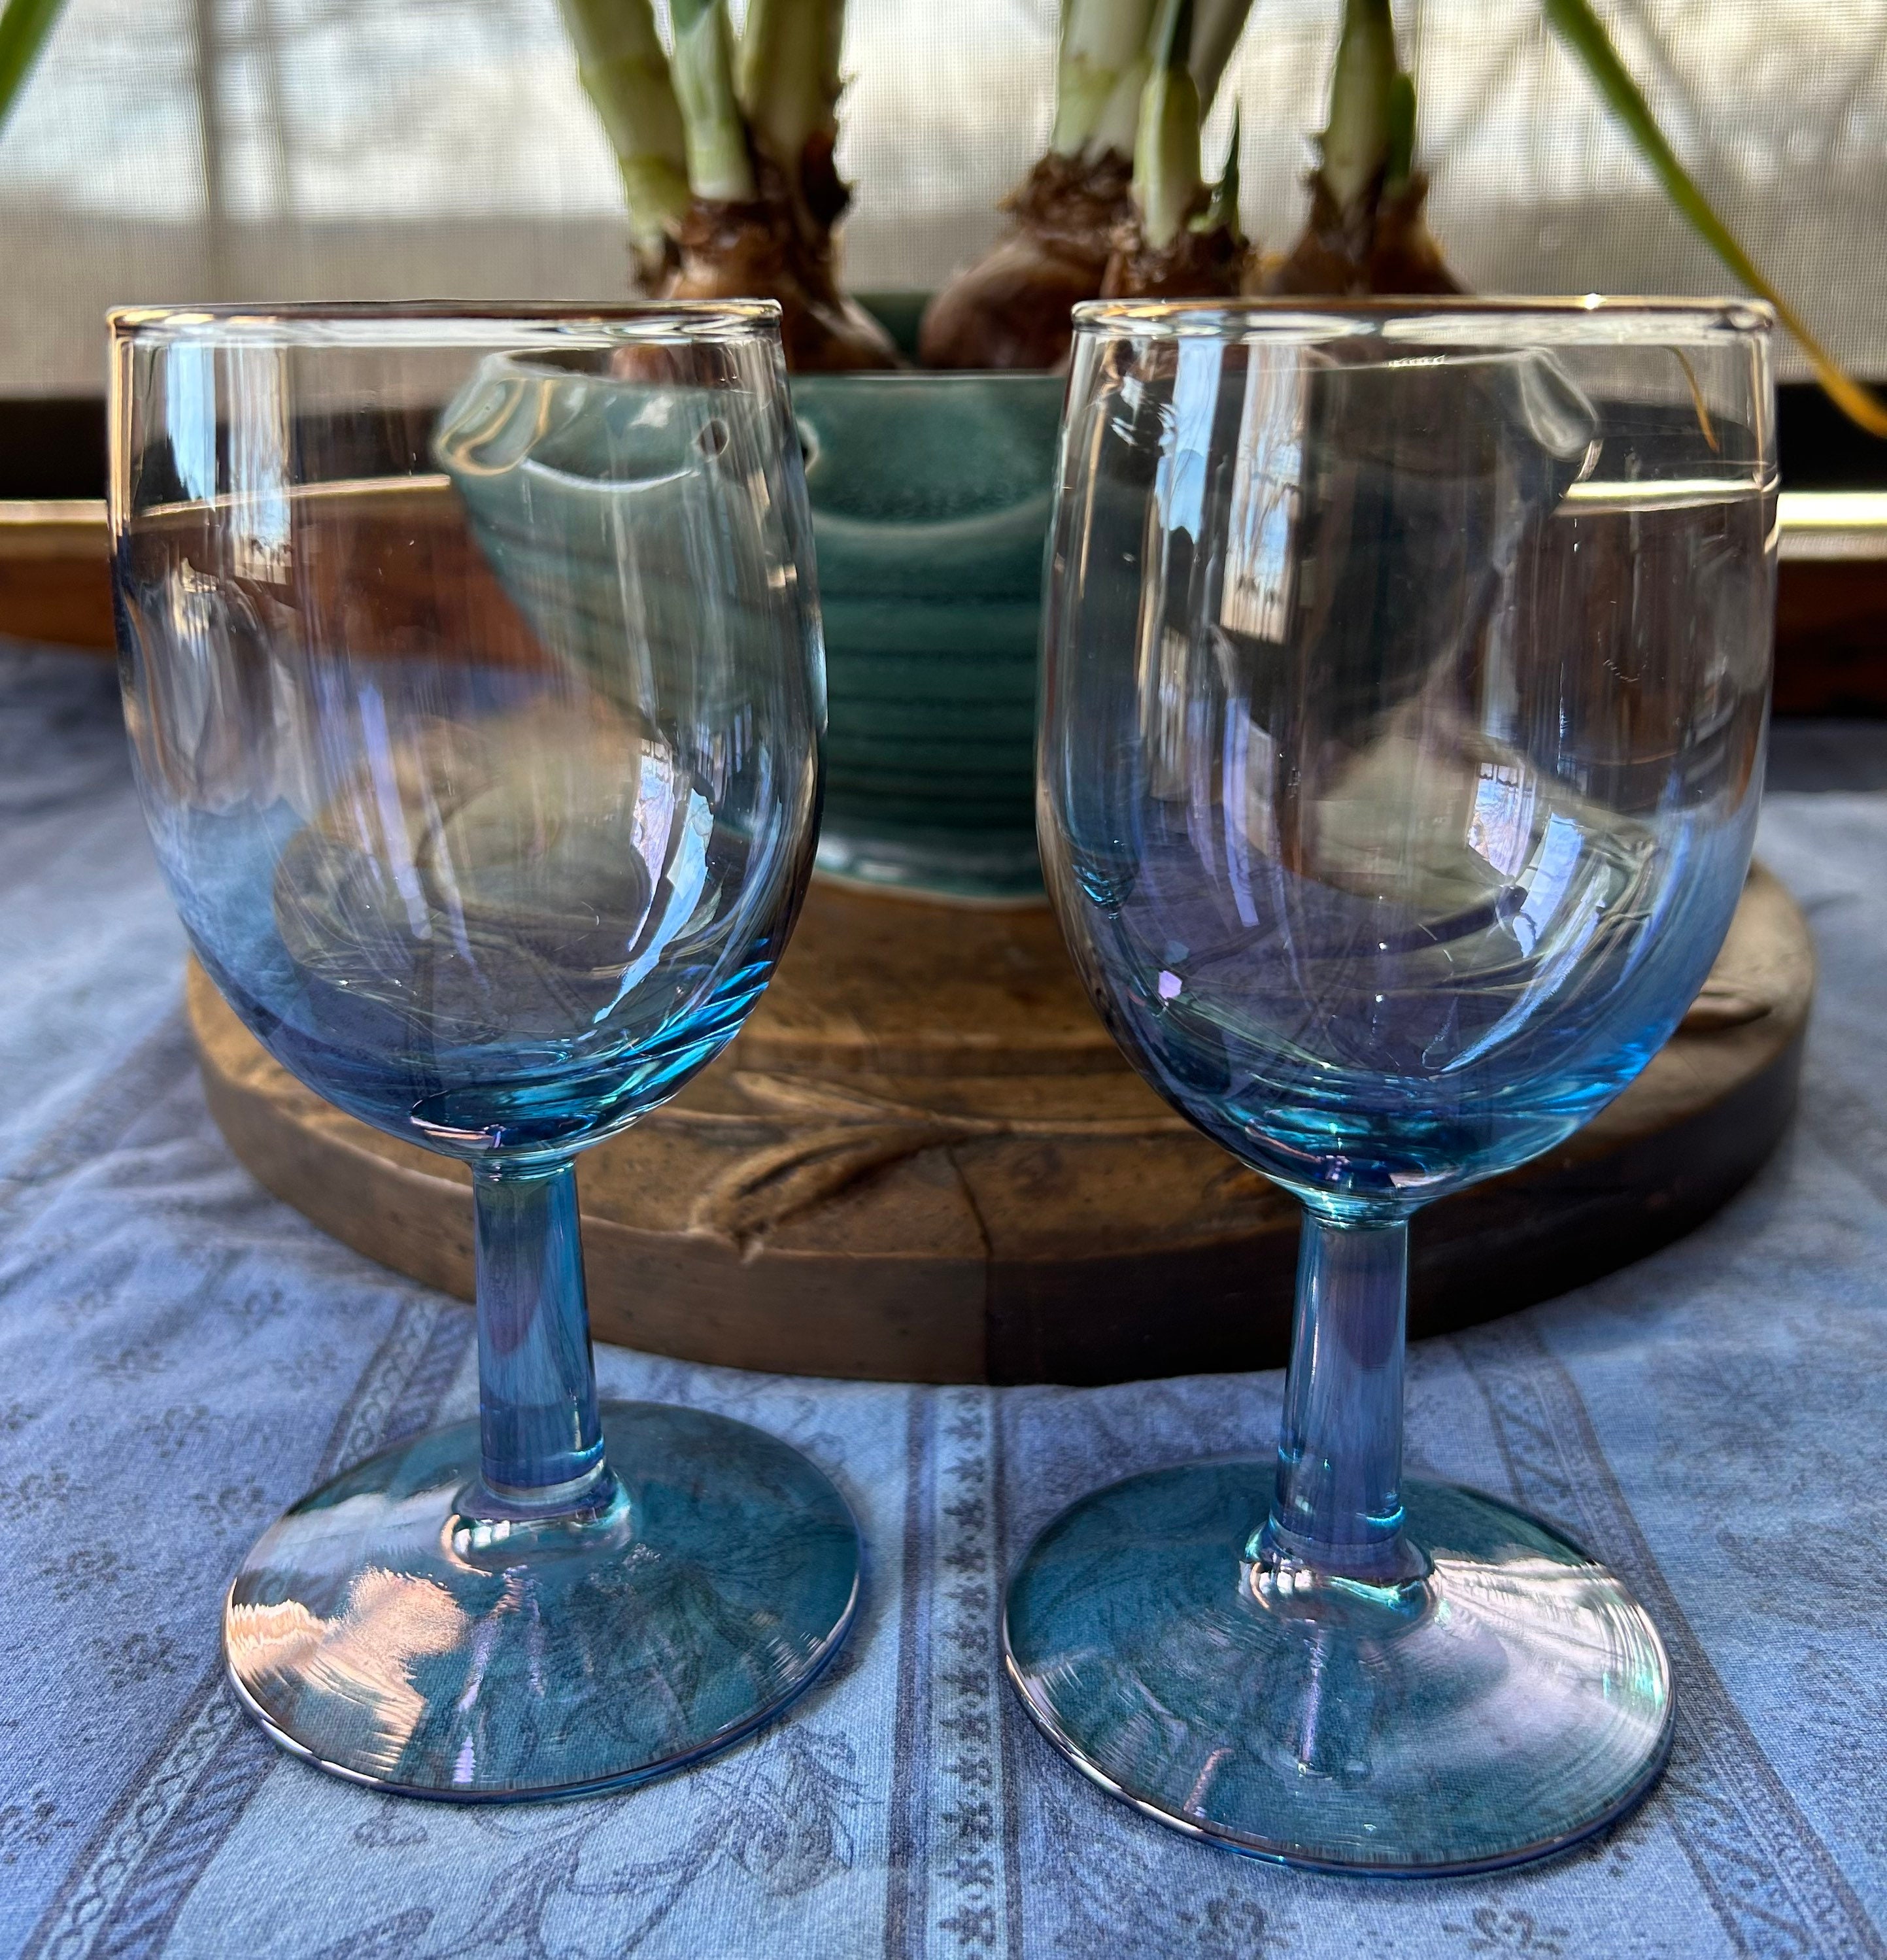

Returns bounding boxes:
[436,359,789,715]
[438,325,1064,904]
[790,369,1064,902]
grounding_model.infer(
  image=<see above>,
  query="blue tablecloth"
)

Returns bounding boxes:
[3,643,1883,1960]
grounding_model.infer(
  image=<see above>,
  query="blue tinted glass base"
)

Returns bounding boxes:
[225,1401,860,1801]
[1004,1462,1671,1874]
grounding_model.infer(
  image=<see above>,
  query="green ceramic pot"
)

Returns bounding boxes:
[437,300,1063,904]
[792,365,1063,902]
[437,361,785,720]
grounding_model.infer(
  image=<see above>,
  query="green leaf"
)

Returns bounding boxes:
[1544,0,1887,438]
[1321,0,1397,215]
[1384,69,1414,189]
[1187,0,1255,116]
[1193,101,1242,240]
[670,0,755,202]
[1052,0,1157,157]
[738,0,844,180]
[1135,0,1204,246]
[557,0,690,255]
[1153,0,1195,71]
[0,0,66,140]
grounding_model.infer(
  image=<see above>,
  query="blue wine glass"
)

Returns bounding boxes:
[1011,298,1775,1871]
[110,302,856,1800]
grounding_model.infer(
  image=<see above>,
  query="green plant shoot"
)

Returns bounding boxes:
[556,0,689,260]
[670,0,755,203]
[0,0,65,141]
[1544,0,1887,438]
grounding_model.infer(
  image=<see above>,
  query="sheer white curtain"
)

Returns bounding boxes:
[1,0,1884,392]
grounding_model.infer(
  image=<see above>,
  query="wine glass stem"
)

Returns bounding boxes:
[472,1160,607,1508]
[1265,1208,1412,1578]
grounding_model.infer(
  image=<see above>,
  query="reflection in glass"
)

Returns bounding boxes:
[112,303,857,1800]
[1010,298,1775,1871]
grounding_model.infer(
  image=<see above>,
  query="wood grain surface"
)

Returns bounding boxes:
[189,863,1812,1385]
[14,492,1887,713]
[0,501,114,650]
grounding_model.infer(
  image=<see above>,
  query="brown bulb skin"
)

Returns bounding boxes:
[664,197,900,373]
[1102,216,1247,302]
[918,150,1134,372]
[645,143,901,375]
[1253,170,1463,298]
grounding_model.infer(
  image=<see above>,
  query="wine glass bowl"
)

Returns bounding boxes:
[126,321,819,1166]
[1040,309,1770,1216]
[1010,298,1775,1870]
[112,303,856,1800]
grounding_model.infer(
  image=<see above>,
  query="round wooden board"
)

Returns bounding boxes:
[190,865,1812,1385]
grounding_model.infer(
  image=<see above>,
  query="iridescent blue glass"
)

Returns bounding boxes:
[110,302,857,1800]
[1011,298,1776,1871]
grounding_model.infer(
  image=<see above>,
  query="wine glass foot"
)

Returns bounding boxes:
[1003,1462,1672,1874]
[225,1400,860,1801]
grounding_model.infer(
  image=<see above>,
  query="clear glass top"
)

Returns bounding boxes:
[108,299,785,348]
[1072,295,1776,345]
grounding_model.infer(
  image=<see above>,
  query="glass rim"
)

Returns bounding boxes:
[107,298,785,347]
[1071,294,1776,345]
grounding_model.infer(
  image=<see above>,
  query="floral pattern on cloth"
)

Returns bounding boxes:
[2,645,1884,1959]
